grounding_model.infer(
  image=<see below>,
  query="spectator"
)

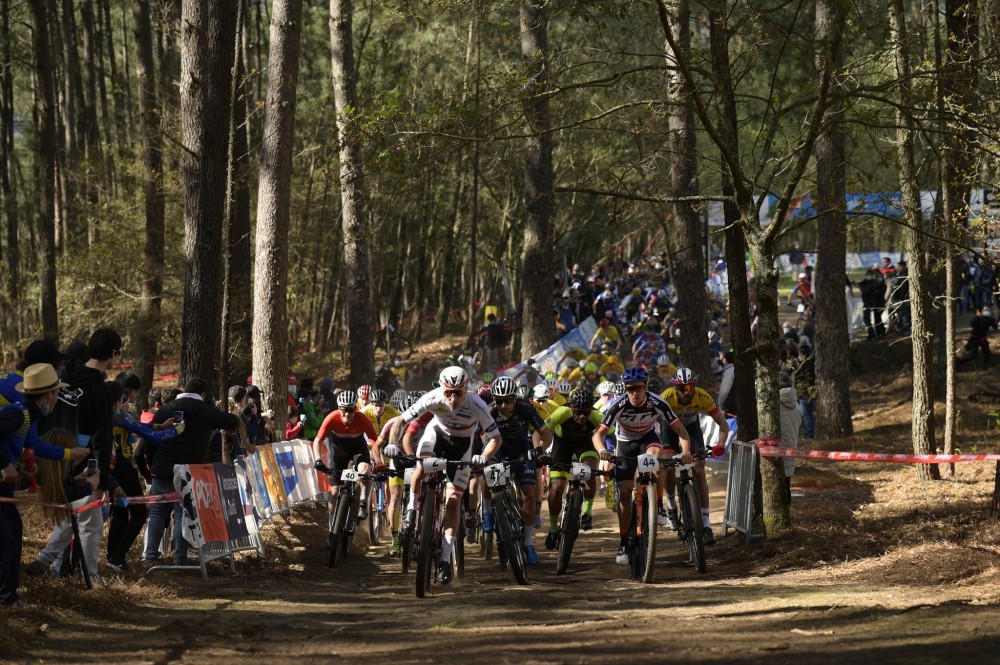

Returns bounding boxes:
[221,385,252,463]
[106,381,181,573]
[786,272,813,307]
[31,328,125,584]
[889,258,910,334]
[792,343,816,440]
[717,350,736,416]
[143,377,240,565]
[2,365,89,604]
[483,312,507,370]
[974,258,996,313]
[858,267,887,340]
[296,378,323,440]
[881,256,897,281]
[555,296,577,337]
[778,370,802,502]
[958,307,999,370]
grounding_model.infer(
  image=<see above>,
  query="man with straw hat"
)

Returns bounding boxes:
[0,363,89,607]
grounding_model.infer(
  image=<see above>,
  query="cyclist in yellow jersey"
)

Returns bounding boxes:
[599,354,625,378]
[543,386,604,547]
[361,388,400,432]
[590,318,620,352]
[552,379,572,406]
[651,354,677,382]
[531,384,559,420]
[565,360,587,383]
[658,368,729,545]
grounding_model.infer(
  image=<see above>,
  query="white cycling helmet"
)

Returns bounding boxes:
[555,380,572,395]
[532,384,550,400]
[596,380,613,396]
[439,366,469,391]
[656,354,671,367]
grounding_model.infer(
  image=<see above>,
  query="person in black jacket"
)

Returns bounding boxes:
[142,377,240,565]
[858,267,887,340]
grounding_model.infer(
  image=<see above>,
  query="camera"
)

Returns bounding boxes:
[86,459,98,476]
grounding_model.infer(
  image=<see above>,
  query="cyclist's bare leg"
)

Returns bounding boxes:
[440,488,463,562]
[695,459,710,527]
[583,458,598,501]
[387,483,401,531]
[547,477,566,520]
[519,483,537,531]
[406,464,424,513]
[616,479,634,537]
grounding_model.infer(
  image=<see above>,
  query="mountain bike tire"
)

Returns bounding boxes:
[415,494,436,599]
[556,488,583,575]
[497,493,528,585]
[684,482,706,574]
[368,491,383,545]
[329,490,351,568]
[400,489,412,573]
[641,484,658,584]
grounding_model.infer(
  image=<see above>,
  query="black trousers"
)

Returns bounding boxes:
[0,482,22,604]
[106,464,148,564]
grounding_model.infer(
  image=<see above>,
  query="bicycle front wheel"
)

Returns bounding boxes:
[556,488,583,575]
[329,491,351,568]
[683,482,706,574]
[640,483,658,583]
[496,493,529,585]
[415,494,436,598]
[479,500,494,560]
[400,489,412,573]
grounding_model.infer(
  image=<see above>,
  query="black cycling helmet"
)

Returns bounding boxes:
[570,386,595,410]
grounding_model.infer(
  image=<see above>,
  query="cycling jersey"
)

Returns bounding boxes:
[599,393,679,442]
[659,387,720,426]
[491,399,545,457]
[361,402,400,432]
[316,410,378,447]
[0,371,22,406]
[401,388,498,439]
[532,398,559,421]
[545,405,603,442]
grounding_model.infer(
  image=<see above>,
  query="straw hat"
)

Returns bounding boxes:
[15,363,69,395]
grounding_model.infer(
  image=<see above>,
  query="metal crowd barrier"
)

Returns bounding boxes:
[722,440,763,545]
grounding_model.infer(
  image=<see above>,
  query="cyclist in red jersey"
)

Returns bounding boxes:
[313,390,379,538]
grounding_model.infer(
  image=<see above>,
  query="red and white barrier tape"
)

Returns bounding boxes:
[757,444,1000,464]
[0,491,180,512]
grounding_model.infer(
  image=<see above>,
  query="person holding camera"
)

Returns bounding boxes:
[2,364,90,605]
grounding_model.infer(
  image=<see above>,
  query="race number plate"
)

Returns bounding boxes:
[341,469,359,483]
[403,467,414,484]
[421,457,447,473]
[637,453,659,473]
[571,462,592,482]
[484,463,510,488]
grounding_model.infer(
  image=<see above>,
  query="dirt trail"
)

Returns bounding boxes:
[8,477,1000,665]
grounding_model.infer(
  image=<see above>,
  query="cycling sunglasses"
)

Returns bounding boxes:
[624,384,647,393]
[444,389,466,398]
[496,396,516,405]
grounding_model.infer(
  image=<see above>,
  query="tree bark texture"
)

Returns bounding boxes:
[254,0,303,425]
[665,0,711,382]
[28,0,59,341]
[0,0,17,302]
[180,0,238,396]
[813,0,853,439]
[518,0,555,358]
[330,0,375,385]
[132,0,164,408]
[889,0,939,481]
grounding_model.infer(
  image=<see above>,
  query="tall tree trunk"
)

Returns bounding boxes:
[224,6,253,390]
[518,0,554,358]
[665,0,710,382]
[132,0,164,408]
[254,0,303,426]
[813,0,853,439]
[939,0,977,475]
[0,0,17,301]
[79,0,103,247]
[180,0,238,395]
[889,0,939,481]
[330,0,374,385]
[28,0,59,341]
[59,0,84,247]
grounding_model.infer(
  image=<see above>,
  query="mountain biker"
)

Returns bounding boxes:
[312,390,378,545]
[361,388,400,432]
[387,366,501,585]
[544,385,603,549]
[659,368,729,545]
[487,376,552,565]
[592,365,690,565]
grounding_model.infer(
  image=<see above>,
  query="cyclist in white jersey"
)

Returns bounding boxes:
[386,366,501,584]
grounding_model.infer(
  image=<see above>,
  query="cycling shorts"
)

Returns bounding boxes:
[660,419,706,454]
[550,435,600,478]
[613,430,663,483]
[327,435,371,487]
[388,455,415,488]
[416,425,473,492]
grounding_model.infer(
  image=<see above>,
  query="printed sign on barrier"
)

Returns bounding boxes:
[176,464,228,547]
[248,451,273,521]
[258,444,290,512]
[233,458,261,536]
[214,463,249,542]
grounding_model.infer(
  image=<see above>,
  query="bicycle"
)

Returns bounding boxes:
[406,456,472,598]
[660,447,722,574]
[368,472,389,546]
[546,459,613,575]
[608,452,660,583]
[314,461,384,568]
[482,458,529,585]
